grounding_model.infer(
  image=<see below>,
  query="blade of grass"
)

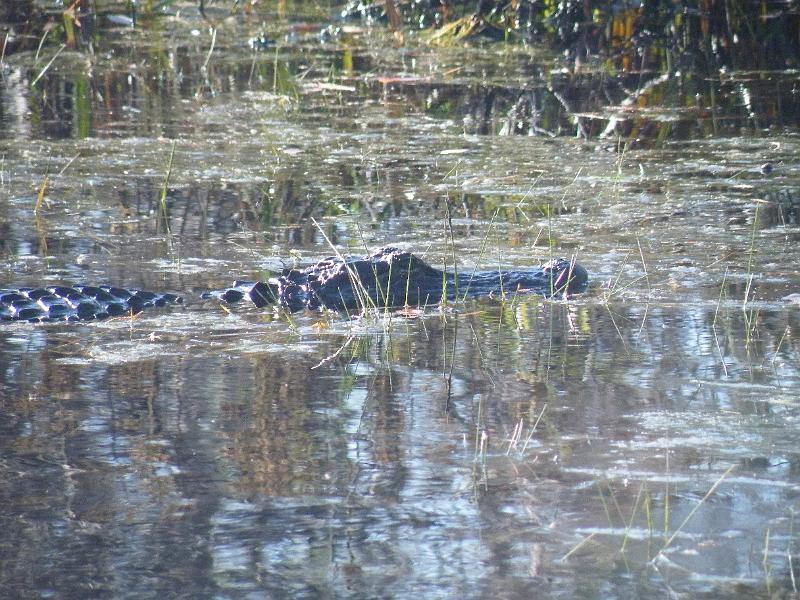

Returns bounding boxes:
[203,27,217,71]
[311,335,355,370]
[159,140,176,243]
[445,198,459,301]
[34,25,53,63]
[57,152,81,177]
[461,209,498,300]
[621,483,645,553]
[560,533,598,562]
[35,174,49,213]
[712,267,730,377]
[506,419,523,455]
[743,202,759,310]
[311,217,376,313]
[520,403,547,454]
[658,464,736,554]
[31,44,66,88]
[789,511,797,593]
[763,527,772,587]
[0,33,8,75]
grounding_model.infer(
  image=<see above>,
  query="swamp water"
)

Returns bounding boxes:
[1,7,800,599]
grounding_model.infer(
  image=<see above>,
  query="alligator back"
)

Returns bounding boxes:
[208,247,588,312]
[2,247,588,322]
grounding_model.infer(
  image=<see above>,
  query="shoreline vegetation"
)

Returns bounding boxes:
[2,1,799,143]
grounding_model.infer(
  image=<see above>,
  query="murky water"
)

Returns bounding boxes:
[1,7,800,599]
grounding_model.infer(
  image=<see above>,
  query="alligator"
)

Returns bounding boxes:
[0,246,588,323]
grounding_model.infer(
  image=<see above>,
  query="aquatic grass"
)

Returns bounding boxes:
[602,250,631,300]
[272,47,300,100]
[311,334,356,370]
[503,403,547,457]
[57,152,81,177]
[31,44,65,88]
[202,27,217,72]
[495,263,506,302]
[601,252,650,303]
[440,268,449,310]
[351,225,417,318]
[62,0,81,49]
[620,483,646,554]
[656,464,736,556]
[34,173,49,214]
[556,253,587,301]
[560,533,601,562]
[158,140,176,246]
[472,426,489,489]
[31,151,81,215]
[560,464,737,576]
[268,290,301,335]
[506,419,524,454]
[34,212,49,257]
[0,33,7,76]
[602,481,628,529]
[382,255,395,319]
[742,201,764,346]
[404,254,413,308]
[472,212,530,299]
[788,512,798,593]
[599,304,629,354]
[768,326,791,372]
[644,486,655,548]
[311,218,380,316]
[34,25,54,64]
[511,176,545,221]
[711,267,730,377]
[635,237,651,298]
[519,403,547,454]
[764,528,773,595]
[743,202,760,310]
[445,199,459,302]
[443,309,459,412]
[531,169,587,300]
[663,431,671,539]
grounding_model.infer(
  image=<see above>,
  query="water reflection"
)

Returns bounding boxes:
[0,296,798,597]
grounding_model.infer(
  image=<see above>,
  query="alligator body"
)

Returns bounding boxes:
[1,247,588,323]
[0,285,183,323]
